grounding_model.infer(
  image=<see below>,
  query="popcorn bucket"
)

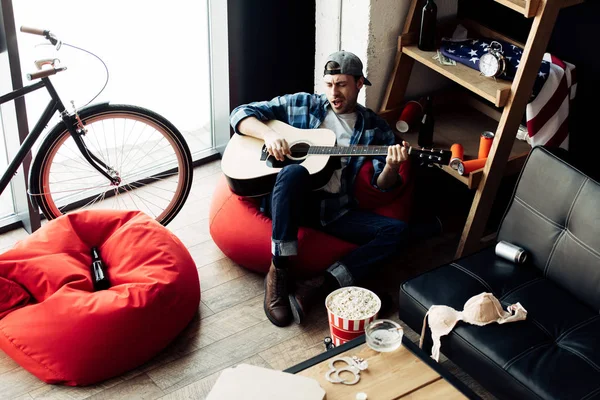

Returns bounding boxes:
[325,286,381,346]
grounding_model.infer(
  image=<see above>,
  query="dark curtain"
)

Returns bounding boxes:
[228,0,316,116]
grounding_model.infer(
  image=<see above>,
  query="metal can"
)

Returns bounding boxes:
[449,143,464,170]
[457,158,488,176]
[478,131,495,159]
[495,240,528,264]
[456,161,465,176]
[324,336,335,351]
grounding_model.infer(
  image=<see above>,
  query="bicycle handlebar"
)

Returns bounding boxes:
[20,26,47,36]
[27,67,67,81]
[20,26,60,47]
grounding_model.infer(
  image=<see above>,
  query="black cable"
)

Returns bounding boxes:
[39,42,109,108]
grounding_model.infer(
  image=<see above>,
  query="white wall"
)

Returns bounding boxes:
[315,0,369,105]
[315,0,458,111]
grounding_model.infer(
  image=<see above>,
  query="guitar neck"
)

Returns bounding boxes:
[307,145,414,157]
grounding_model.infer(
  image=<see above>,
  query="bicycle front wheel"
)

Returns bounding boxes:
[30,103,193,226]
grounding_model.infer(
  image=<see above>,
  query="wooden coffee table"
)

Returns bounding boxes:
[285,335,480,400]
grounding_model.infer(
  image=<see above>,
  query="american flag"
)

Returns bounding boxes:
[441,38,576,150]
[526,54,576,150]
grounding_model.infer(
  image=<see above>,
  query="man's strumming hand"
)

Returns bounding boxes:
[264,130,290,162]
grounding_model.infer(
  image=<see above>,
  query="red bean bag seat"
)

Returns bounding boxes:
[0,210,200,386]
[209,161,414,275]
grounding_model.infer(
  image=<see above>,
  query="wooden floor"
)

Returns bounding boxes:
[0,159,495,400]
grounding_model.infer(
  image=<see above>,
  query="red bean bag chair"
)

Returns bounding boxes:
[0,210,200,386]
[209,161,414,275]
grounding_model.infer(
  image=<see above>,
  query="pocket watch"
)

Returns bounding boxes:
[479,41,506,78]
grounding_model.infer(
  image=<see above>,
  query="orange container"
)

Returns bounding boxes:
[458,158,488,176]
[478,131,495,159]
[449,143,464,170]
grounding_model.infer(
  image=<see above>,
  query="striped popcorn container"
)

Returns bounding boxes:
[325,286,381,346]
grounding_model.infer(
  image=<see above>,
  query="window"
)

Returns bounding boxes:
[0,0,229,228]
[14,0,213,157]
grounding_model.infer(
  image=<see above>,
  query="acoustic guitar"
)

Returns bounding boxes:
[221,120,450,197]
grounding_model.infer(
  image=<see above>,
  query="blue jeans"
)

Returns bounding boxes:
[264,164,408,286]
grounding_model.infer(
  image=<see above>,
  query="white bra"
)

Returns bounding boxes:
[420,292,528,361]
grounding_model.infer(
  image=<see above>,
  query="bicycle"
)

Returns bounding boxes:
[0,27,194,226]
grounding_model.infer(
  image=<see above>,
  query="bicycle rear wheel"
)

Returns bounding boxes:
[29,103,193,226]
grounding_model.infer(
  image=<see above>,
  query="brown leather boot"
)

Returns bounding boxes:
[289,275,331,325]
[264,263,292,327]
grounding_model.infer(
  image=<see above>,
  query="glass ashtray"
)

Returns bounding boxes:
[365,319,403,352]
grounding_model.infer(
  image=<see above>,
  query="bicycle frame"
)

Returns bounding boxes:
[0,77,117,197]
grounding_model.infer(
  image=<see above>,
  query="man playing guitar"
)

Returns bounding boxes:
[230,51,411,327]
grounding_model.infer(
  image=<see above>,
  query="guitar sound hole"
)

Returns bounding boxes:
[289,142,310,160]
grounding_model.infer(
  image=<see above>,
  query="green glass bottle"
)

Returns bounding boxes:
[418,0,437,51]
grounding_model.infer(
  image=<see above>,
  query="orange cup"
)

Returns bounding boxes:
[325,287,381,346]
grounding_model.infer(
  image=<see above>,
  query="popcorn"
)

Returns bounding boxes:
[327,287,380,320]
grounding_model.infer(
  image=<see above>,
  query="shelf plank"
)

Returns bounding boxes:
[402,45,512,107]
[459,19,525,49]
[494,0,583,17]
[495,0,529,15]
[400,106,530,189]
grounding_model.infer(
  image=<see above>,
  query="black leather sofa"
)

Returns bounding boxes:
[399,146,600,400]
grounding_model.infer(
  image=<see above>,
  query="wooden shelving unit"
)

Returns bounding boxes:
[379,0,583,257]
[402,46,512,107]
[400,104,531,189]
[496,0,539,17]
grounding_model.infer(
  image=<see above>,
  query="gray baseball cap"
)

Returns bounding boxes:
[324,50,372,86]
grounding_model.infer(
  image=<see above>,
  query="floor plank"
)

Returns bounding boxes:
[197,257,249,292]
[0,368,46,399]
[160,294,267,362]
[171,218,211,249]
[258,307,331,371]
[29,376,125,400]
[146,319,305,391]
[186,240,227,269]
[159,354,270,400]
[0,350,19,375]
[200,272,264,313]
[84,374,164,400]
[12,394,34,400]
[199,301,215,319]
[117,294,265,383]
[167,199,211,233]
[187,172,221,202]
[0,226,29,250]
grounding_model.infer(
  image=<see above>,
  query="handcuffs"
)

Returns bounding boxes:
[325,356,369,385]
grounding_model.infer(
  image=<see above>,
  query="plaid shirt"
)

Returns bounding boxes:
[229,92,396,225]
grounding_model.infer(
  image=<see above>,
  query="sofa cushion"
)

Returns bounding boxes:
[399,247,600,400]
[498,147,600,310]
